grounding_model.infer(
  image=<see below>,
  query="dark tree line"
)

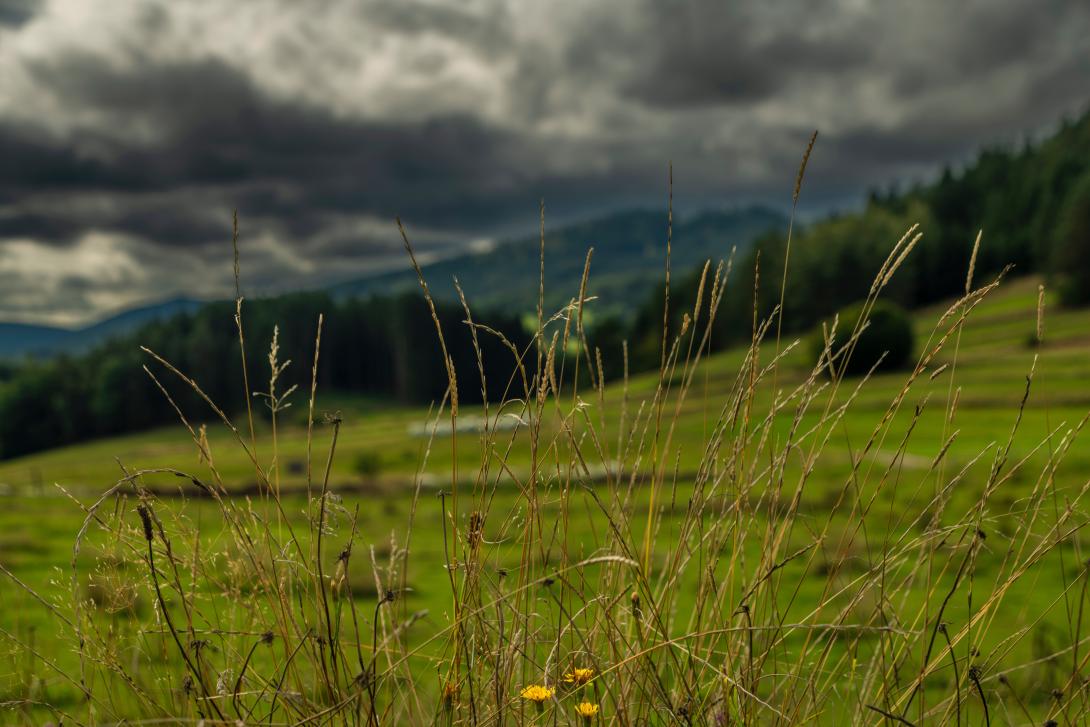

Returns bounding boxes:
[0,292,529,459]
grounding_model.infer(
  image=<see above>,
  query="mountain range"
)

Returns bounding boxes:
[332,205,786,319]
[0,298,205,359]
[0,205,785,359]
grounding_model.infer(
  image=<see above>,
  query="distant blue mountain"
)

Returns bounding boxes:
[332,205,787,319]
[0,205,786,360]
[0,297,204,359]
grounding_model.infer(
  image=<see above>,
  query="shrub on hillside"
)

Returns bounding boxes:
[353,450,383,479]
[811,300,914,377]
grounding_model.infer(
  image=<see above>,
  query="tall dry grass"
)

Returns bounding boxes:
[4,156,1090,726]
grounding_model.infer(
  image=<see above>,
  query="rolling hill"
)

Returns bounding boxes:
[1,274,1081,492]
[332,205,786,319]
[0,297,204,359]
[0,206,783,360]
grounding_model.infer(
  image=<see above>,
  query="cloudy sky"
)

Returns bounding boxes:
[1,0,1087,325]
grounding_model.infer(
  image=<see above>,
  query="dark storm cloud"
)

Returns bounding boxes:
[0,122,146,193]
[612,2,871,109]
[0,0,39,27]
[570,0,1089,122]
[1,0,1088,324]
[0,207,84,241]
[5,50,676,253]
[889,1,1083,97]
[24,54,523,206]
[5,55,544,247]
[627,35,867,109]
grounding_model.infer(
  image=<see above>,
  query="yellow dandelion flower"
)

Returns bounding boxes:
[520,684,554,703]
[563,667,595,687]
[575,701,600,720]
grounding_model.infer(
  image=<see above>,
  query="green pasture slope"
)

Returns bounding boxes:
[5,275,1087,497]
[2,274,1090,722]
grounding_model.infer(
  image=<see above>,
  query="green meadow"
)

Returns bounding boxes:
[3,273,1090,724]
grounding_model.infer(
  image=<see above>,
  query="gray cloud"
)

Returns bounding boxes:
[607,2,872,109]
[0,0,38,27]
[0,0,1088,324]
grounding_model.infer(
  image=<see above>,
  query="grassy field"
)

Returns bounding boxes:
[3,272,1090,724]
[5,276,1088,494]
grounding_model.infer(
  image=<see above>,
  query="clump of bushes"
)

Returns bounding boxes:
[353,450,383,478]
[811,300,914,377]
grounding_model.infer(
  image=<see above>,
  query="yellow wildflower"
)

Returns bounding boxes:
[520,684,554,703]
[563,667,595,687]
[575,701,600,719]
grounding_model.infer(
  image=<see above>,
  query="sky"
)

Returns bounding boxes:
[0,0,1088,326]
